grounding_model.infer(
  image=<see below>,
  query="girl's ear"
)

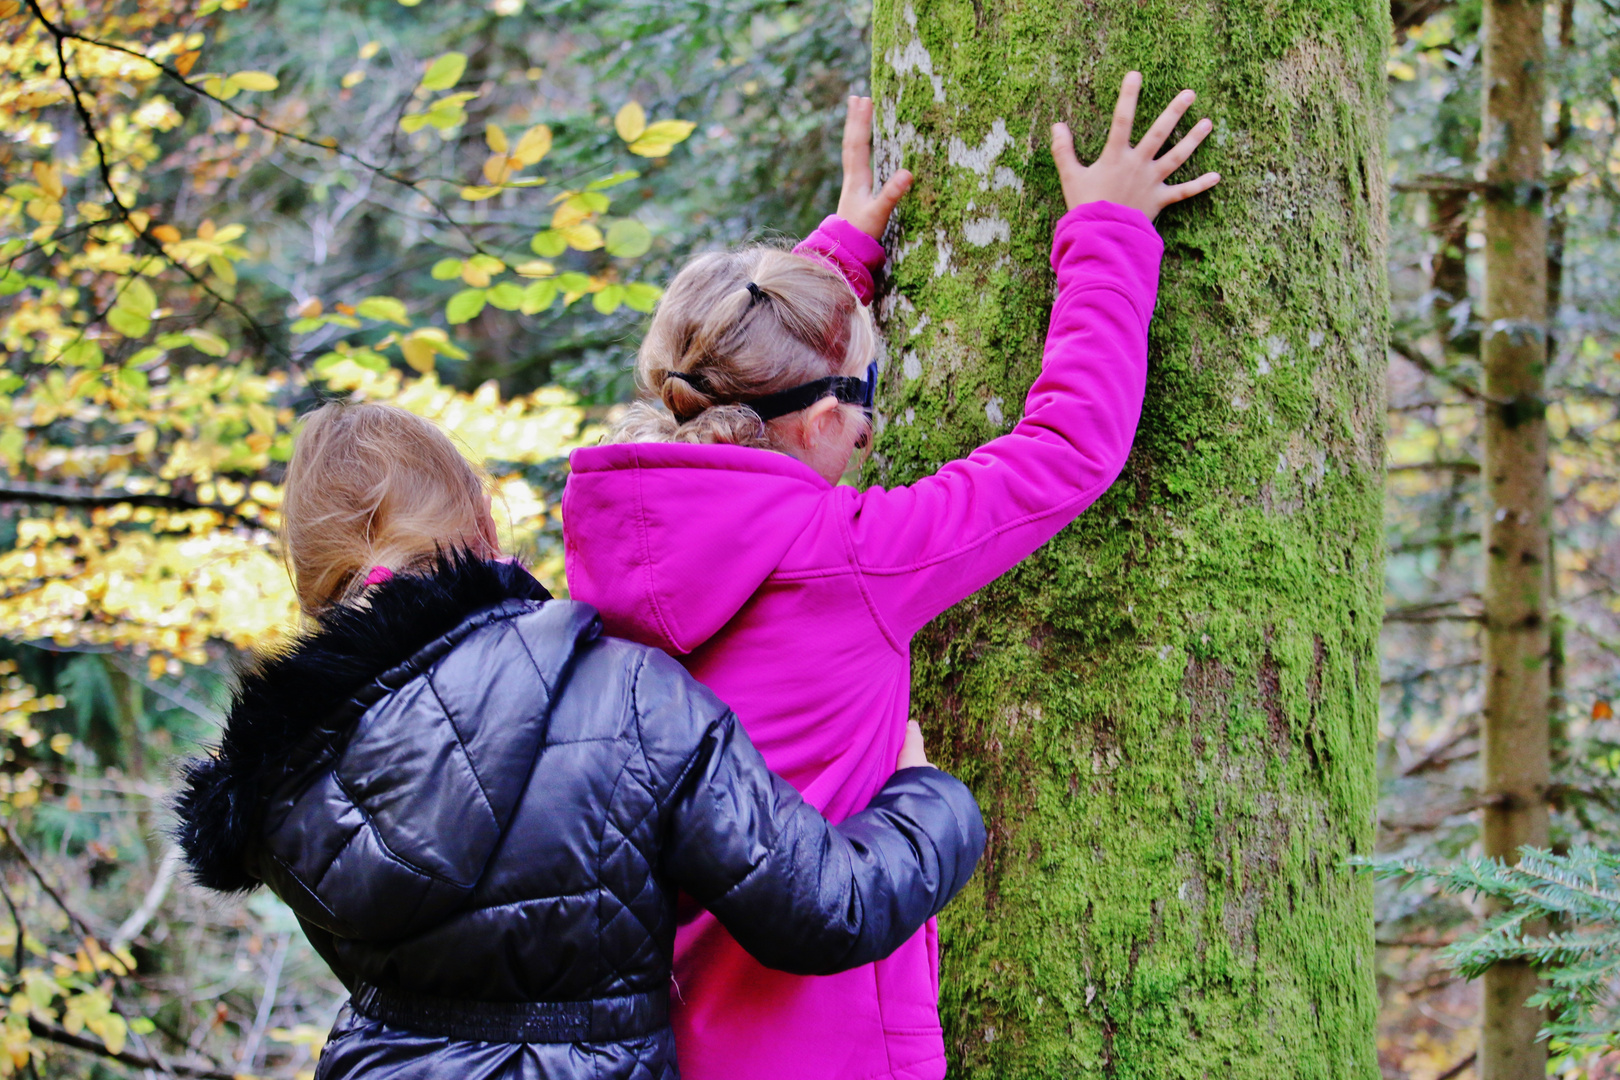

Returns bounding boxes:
[801,396,843,446]
[478,491,501,557]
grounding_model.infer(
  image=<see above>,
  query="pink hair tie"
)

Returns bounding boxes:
[363,565,394,587]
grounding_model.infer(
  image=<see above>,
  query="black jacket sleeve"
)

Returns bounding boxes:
[646,654,985,976]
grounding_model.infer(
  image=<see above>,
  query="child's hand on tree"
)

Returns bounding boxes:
[897,719,931,770]
[838,95,913,241]
[1051,72,1221,221]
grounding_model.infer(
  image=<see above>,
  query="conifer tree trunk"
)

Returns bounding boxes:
[1479,0,1551,1076]
[868,3,1388,1075]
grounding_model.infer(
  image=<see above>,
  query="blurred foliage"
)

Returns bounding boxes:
[2,0,871,1074]
[1378,1,1620,1076]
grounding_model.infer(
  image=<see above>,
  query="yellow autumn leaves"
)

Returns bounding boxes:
[460,120,552,201]
[613,101,697,158]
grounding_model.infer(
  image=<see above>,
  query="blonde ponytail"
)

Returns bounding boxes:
[609,246,874,451]
[280,401,496,617]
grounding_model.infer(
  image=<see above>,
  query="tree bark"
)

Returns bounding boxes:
[869,3,1388,1076]
[1479,0,1551,1077]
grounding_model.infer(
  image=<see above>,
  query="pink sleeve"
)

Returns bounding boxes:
[846,200,1163,640]
[793,215,886,306]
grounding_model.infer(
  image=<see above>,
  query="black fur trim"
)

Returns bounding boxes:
[173,556,551,893]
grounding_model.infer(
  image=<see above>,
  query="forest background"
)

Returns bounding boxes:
[0,0,1616,1077]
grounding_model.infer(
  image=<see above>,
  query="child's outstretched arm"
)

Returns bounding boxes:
[846,74,1219,640]
[791,97,912,305]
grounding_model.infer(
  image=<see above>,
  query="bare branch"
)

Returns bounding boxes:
[0,820,100,939]
[1388,338,1497,403]
[23,0,277,351]
[1387,460,1481,474]
[29,12,488,256]
[0,480,254,525]
[27,1018,238,1080]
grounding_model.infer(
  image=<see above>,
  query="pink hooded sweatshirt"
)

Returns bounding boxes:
[562,200,1163,1080]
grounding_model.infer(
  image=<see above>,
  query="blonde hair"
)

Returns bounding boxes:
[608,246,875,450]
[280,401,496,617]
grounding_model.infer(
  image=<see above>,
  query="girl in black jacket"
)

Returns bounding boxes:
[174,401,985,1080]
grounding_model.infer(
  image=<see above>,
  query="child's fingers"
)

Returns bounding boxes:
[1154,117,1213,177]
[1161,171,1222,206]
[1137,89,1196,160]
[841,96,875,190]
[1105,71,1143,151]
[1050,121,1083,174]
[871,169,913,221]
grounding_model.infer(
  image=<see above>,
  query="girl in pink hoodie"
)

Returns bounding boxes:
[562,76,1220,1080]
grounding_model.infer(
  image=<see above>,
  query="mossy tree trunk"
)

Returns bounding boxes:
[1479,0,1551,1076]
[868,2,1388,1076]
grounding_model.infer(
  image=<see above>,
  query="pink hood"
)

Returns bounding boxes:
[562,443,830,655]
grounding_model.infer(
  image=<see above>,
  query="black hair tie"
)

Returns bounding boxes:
[745,281,767,306]
[665,369,710,393]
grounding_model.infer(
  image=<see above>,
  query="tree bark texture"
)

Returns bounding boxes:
[868,3,1388,1076]
[1479,0,1551,1076]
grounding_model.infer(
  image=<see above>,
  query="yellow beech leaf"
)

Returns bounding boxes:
[14,90,64,109]
[513,260,555,277]
[460,262,492,288]
[421,52,467,91]
[482,155,514,185]
[359,40,381,59]
[459,185,504,201]
[228,70,279,92]
[341,70,365,89]
[550,196,594,230]
[486,123,508,154]
[150,224,182,243]
[32,161,63,200]
[401,337,437,373]
[558,223,604,252]
[511,125,552,166]
[614,101,646,143]
[628,120,697,158]
[175,50,200,75]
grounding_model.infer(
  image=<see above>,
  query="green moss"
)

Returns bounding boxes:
[868,0,1388,1076]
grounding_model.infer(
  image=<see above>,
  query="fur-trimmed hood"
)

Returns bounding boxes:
[174,556,551,893]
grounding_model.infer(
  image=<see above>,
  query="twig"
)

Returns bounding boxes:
[23,0,275,351]
[26,1018,237,1080]
[0,821,97,939]
[111,846,183,953]
[237,931,290,1072]
[1436,1051,1476,1080]
[104,655,222,723]
[0,480,254,525]
[1387,338,1498,404]
[1402,722,1480,777]
[0,872,27,978]
[28,11,485,256]
[1387,460,1480,474]
[1383,611,1486,625]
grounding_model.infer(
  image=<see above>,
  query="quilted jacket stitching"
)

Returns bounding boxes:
[424,664,501,831]
[329,765,478,891]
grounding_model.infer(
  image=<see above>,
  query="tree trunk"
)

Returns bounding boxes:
[868,3,1388,1076]
[1479,0,1551,1076]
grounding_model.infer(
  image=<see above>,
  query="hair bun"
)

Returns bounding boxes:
[660,368,712,421]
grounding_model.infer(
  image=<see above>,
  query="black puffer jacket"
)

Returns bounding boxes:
[176,558,984,1080]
